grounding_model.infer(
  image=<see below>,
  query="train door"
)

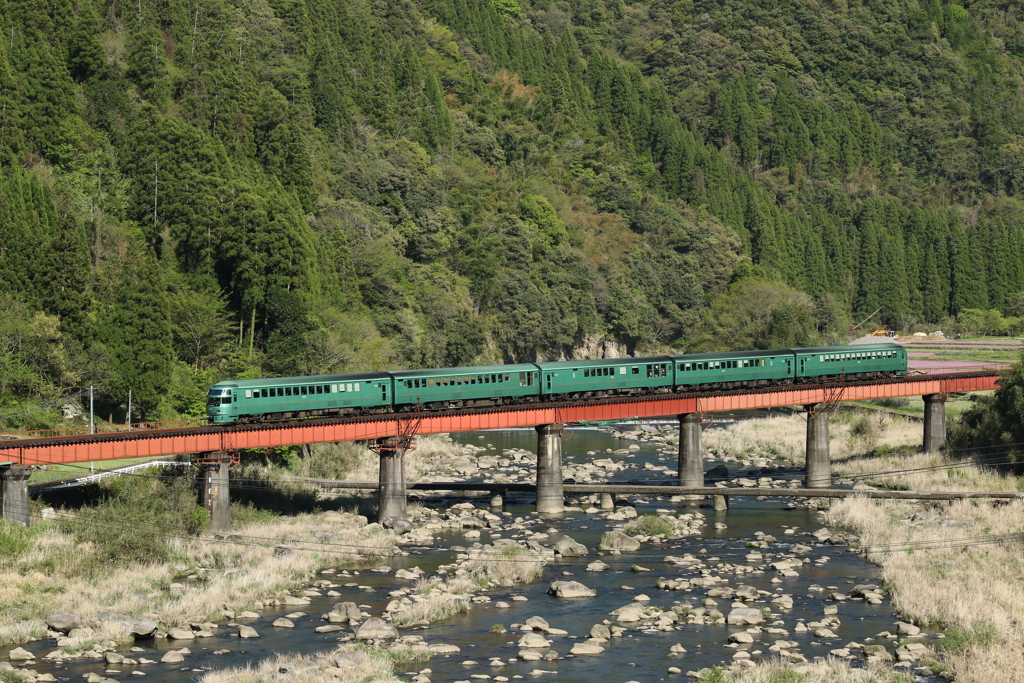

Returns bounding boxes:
[545,373,552,393]
[799,357,806,375]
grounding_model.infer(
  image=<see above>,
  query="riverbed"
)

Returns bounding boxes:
[20,427,931,682]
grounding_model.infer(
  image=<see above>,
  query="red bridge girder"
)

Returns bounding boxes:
[0,372,1000,466]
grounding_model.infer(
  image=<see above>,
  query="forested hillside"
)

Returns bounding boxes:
[1,0,1023,423]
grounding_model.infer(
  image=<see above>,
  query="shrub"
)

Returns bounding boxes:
[623,514,675,538]
[941,620,999,653]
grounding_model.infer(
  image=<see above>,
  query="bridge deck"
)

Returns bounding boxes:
[0,371,1001,466]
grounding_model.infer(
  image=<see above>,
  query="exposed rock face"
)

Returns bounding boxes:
[726,608,764,626]
[547,581,597,598]
[599,531,640,552]
[355,617,399,640]
[554,535,587,557]
[46,614,81,634]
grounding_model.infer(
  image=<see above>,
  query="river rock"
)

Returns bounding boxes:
[548,581,596,598]
[728,632,754,644]
[525,616,550,631]
[8,648,34,661]
[590,624,611,640]
[167,628,195,640]
[726,608,764,626]
[896,622,920,636]
[160,651,184,663]
[272,618,294,628]
[895,643,932,662]
[599,531,640,552]
[330,602,362,623]
[282,595,310,606]
[570,642,605,655]
[554,536,588,557]
[586,561,609,572]
[429,643,461,654]
[238,626,260,639]
[706,465,729,483]
[518,633,551,648]
[104,653,124,665]
[355,617,398,640]
[46,614,81,634]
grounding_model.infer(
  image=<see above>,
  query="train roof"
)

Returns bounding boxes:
[536,356,672,369]
[389,363,538,378]
[795,344,903,353]
[211,372,391,389]
[669,349,791,361]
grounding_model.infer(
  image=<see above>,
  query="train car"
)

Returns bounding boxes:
[206,373,393,424]
[390,364,540,410]
[794,343,906,381]
[537,357,674,399]
[671,350,794,390]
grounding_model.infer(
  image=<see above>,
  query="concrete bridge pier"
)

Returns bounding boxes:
[805,404,831,489]
[677,413,704,488]
[0,464,31,526]
[923,394,947,453]
[378,444,408,523]
[536,424,564,514]
[197,452,231,533]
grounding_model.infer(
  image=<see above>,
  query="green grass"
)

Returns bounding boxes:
[623,514,675,538]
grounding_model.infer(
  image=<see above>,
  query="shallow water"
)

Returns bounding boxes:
[23,428,926,683]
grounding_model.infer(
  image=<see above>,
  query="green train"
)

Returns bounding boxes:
[206,343,906,424]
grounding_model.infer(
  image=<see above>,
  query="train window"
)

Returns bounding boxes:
[315,385,322,394]
[619,366,626,375]
[253,390,260,398]
[632,366,639,374]
[244,390,252,398]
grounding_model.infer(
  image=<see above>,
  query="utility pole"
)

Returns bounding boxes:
[127,389,132,430]
[89,385,95,472]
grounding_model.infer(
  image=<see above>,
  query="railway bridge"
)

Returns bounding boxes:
[0,370,1002,531]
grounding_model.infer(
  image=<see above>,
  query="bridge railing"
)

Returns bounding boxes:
[0,418,209,441]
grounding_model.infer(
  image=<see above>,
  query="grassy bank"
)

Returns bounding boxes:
[824,451,1024,681]
[703,411,922,468]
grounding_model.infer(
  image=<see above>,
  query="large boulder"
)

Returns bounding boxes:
[46,614,81,634]
[355,617,399,640]
[238,626,260,639]
[160,651,185,664]
[517,633,551,648]
[554,536,587,557]
[570,642,605,655]
[726,608,764,626]
[330,602,362,623]
[91,612,159,639]
[8,648,34,661]
[599,531,640,552]
[167,628,195,640]
[547,581,596,598]
[705,465,729,483]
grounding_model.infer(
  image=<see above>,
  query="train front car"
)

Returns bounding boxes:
[206,382,240,424]
[793,343,906,382]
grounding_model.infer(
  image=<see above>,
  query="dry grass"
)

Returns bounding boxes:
[823,456,1024,682]
[0,510,397,647]
[721,657,912,682]
[390,591,470,627]
[703,412,921,467]
[300,434,468,482]
[199,647,402,683]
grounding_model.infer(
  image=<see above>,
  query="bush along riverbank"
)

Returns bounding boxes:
[0,424,993,682]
